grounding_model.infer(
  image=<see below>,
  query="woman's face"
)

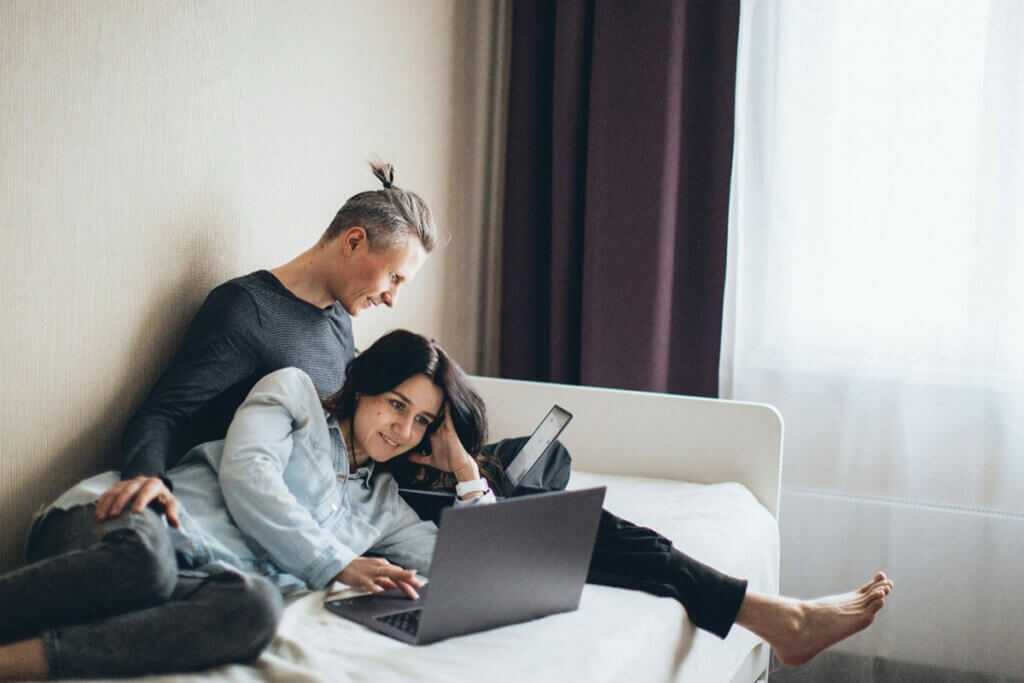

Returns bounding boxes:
[350,373,443,463]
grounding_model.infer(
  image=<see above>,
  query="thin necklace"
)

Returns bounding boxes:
[333,418,357,472]
[347,421,358,472]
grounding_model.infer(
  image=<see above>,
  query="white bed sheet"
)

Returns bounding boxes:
[79,472,779,683]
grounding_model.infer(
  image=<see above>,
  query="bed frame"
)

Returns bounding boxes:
[470,376,783,518]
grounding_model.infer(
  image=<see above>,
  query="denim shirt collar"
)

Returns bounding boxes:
[326,413,375,488]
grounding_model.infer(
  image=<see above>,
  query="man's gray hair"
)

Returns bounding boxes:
[322,160,438,253]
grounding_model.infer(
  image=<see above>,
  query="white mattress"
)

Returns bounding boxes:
[80,472,779,683]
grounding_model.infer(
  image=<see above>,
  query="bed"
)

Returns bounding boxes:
[82,376,783,683]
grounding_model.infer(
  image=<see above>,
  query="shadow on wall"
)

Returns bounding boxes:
[1,208,238,572]
[439,0,492,370]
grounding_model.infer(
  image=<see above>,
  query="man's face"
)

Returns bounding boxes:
[332,232,428,316]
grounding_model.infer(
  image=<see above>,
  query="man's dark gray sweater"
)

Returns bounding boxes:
[120,271,355,481]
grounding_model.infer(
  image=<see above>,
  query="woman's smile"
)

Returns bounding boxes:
[347,373,442,465]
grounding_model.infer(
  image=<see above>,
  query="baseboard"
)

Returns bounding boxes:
[768,651,1024,682]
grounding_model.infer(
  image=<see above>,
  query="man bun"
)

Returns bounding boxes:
[370,159,395,190]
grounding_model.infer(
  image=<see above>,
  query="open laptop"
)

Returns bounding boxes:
[324,486,605,644]
[398,404,574,521]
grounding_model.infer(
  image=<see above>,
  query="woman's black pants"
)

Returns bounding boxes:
[483,437,748,639]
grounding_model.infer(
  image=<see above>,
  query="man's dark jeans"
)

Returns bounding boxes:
[0,505,282,678]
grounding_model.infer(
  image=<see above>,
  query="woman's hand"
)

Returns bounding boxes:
[335,557,422,600]
[95,475,180,528]
[407,409,479,481]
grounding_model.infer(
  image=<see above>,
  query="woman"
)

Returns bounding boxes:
[0,330,494,680]
[395,402,896,667]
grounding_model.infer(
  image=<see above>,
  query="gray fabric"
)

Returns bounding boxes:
[120,270,355,481]
[1,505,281,679]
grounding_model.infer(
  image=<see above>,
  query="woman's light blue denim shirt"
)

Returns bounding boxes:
[44,367,494,594]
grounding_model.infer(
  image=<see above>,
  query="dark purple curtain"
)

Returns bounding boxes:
[499,0,739,397]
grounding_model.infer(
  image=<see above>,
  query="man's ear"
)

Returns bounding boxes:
[341,226,367,256]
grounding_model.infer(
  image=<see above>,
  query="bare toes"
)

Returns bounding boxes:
[858,579,879,594]
[858,572,890,594]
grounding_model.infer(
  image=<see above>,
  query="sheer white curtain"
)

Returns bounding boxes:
[723,0,1024,515]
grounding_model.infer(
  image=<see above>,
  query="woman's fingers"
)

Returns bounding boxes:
[373,575,423,601]
[339,557,421,598]
[376,569,420,600]
[374,564,418,584]
[395,578,421,600]
[406,453,430,466]
[376,577,398,591]
[370,564,421,599]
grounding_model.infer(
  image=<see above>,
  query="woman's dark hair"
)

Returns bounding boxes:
[322,329,502,489]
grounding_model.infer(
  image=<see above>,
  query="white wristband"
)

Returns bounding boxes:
[455,478,489,497]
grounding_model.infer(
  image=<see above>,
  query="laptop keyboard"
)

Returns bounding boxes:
[376,609,422,635]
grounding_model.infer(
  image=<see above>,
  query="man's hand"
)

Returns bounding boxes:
[95,475,180,528]
[335,557,422,600]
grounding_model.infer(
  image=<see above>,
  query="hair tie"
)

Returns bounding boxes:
[383,166,394,190]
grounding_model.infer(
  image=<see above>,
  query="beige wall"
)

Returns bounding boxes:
[0,1,500,571]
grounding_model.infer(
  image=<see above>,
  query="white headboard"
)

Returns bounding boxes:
[470,376,784,518]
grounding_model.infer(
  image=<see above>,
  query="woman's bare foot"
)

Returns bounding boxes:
[735,572,893,667]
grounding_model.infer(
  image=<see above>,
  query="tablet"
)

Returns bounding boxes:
[503,404,573,488]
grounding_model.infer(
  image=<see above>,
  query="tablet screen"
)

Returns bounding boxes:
[503,405,573,487]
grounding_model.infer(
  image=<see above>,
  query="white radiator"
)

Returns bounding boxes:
[778,489,1024,678]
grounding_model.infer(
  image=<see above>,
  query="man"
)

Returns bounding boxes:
[98,162,430,521]
[95,161,891,666]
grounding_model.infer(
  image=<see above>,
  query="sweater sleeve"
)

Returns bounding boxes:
[120,282,264,482]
